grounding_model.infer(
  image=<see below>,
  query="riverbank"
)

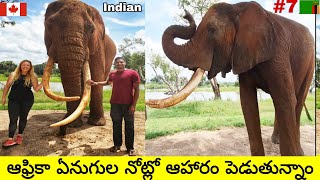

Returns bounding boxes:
[0,90,145,111]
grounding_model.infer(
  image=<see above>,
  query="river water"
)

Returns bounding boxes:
[146,90,271,101]
[0,81,144,92]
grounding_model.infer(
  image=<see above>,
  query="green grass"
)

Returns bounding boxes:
[0,74,7,81]
[0,89,145,111]
[317,88,320,109]
[146,94,315,139]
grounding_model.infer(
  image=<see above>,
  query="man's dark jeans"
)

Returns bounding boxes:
[110,104,134,150]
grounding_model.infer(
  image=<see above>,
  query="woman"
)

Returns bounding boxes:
[1,60,42,147]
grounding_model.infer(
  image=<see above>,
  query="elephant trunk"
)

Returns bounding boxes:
[162,10,197,70]
[58,50,84,99]
[43,34,91,126]
[50,58,91,127]
[147,11,212,109]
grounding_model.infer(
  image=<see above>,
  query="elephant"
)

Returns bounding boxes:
[42,0,116,136]
[146,2,314,156]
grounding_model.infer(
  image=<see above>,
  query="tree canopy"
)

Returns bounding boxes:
[118,37,145,83]
[0,61,17,76]
[0,61,60,77]
[148,52,186,94]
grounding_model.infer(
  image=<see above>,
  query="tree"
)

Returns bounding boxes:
[33,63,60,76]
[178,0,219,17]
[177,0,222,99]
[0,61,17,76]
[118,37,145,83]
[149,52,186,94]
[33,63,46,76]
[150,75,163,84]
[199,76,210,86]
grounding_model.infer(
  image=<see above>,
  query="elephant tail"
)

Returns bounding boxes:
[303,103,312,121]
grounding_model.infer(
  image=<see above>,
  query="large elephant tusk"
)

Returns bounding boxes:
[50,60,91,127]
[43,57,80,101]
[146,68,205,108]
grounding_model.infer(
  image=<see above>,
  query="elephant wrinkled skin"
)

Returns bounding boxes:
[43,0,116,135]
[154,2,314,156]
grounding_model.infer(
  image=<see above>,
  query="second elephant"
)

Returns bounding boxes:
[147,2,314,156]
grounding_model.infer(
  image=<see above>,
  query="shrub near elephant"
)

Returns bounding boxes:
[147,2,314,156]
[42,0,116,136]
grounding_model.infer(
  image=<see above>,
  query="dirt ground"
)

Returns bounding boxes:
[1,110,315,156]
[146,126,315,156]
[0,110,145,156]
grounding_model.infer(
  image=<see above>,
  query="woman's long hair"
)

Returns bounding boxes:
[12,60,37,87]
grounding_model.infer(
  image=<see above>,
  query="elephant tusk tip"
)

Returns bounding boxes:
[145,99,162,108]
[50,123,60,127]
[71,96,81,101]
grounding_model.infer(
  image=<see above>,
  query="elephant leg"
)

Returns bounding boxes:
[239,73,264,156]
[88,52,106,126]
[88,37,115,126]
[271,114,280,144]
[271,92,300,155]
[59,126,67,137]
[293,67,314,155]
[58,101,83,137]
[88,85,105,126]
[294,97,304,156]
[103,35,116,80]
[262,61,301,156]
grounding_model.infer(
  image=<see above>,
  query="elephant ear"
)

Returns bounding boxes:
[44,1,64,56]
[231,2,275,74]
[87,6,105,55]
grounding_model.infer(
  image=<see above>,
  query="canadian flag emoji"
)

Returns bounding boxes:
[0,3,27,16]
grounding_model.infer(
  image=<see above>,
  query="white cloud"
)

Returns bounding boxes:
[41,3,49,16]
[317,15,320,25]
[1,17,10,22]
[134,29,145,39]
[0,12,46,65]
[146,37,162,55]
[128,0,145,3]
[115,29,145,58]
[105,26,110,35]
[105,17,145,27]
[132,29,145,52]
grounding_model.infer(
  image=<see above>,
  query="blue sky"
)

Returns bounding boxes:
[146,0,316,82]
[0,0,145,64]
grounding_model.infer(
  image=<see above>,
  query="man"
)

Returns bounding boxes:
[89,57,140,156]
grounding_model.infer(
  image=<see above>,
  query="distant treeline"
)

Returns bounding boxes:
[0,61,60,77]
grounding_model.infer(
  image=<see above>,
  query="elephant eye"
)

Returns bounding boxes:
[85,23,95,34]
[46,16,55,26]
[207,26,216,34]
